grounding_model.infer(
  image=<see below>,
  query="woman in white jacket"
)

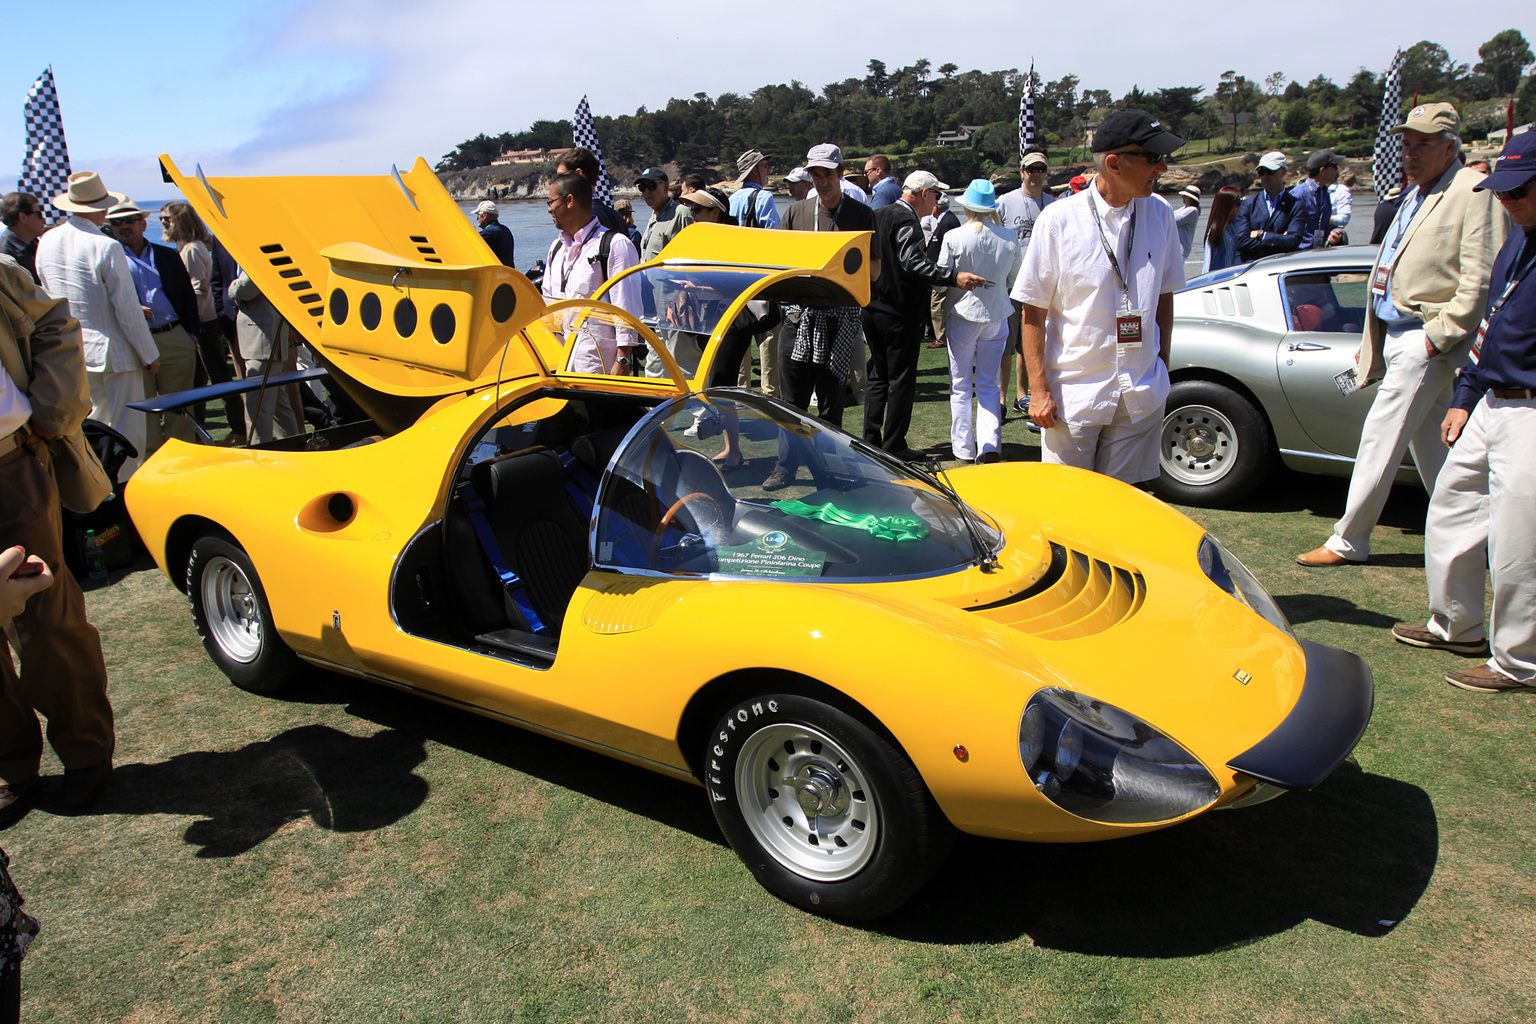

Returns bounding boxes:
[937,180,1022,463]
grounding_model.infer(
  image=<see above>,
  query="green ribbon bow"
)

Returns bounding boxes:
[771,499,929,542]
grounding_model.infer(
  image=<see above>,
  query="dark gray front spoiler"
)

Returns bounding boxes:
[1227,640,1374,790]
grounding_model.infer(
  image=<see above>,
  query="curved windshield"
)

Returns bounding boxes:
[593,390,999,580]
[597,267,769,375]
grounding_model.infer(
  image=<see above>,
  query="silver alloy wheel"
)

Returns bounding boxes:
[1161,403,1240,486]
[735,723,879,881]
[200,555,262,664]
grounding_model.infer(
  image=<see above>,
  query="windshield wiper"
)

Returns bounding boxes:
[850,440,999,573]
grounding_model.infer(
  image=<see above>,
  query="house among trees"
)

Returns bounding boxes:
[936,125,983,148]
[492,149,551,166]
[1486,122,1533,149]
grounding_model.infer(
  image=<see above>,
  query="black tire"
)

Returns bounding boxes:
[704,693,952,919]
[186,534,305,693]
[1156,380,1273,507]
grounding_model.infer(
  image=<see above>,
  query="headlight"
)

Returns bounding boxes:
[1018,688,1220,824]
[1198,534,1292,635]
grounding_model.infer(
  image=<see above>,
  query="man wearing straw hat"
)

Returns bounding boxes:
[106,197,200,451]
[35,171,161,477]
[1297,102,1508,567]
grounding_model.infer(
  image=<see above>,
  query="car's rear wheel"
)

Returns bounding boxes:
[704,693,951,919]
[1156,381,1272,507]
[187,534,304,693]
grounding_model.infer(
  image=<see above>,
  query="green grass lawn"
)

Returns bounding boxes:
[7,344,1535,1023]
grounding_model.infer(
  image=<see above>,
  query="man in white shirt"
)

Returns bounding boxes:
[541,173,643,375]
[34,172,160,478]
[1012,110,1188,485]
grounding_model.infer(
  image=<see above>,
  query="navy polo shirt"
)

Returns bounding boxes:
[1454,226,1536,412]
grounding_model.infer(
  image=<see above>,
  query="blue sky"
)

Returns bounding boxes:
[6,0,1530,202]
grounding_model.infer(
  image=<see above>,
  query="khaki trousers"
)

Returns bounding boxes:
[141,323,199,452]
[0,435,115,786]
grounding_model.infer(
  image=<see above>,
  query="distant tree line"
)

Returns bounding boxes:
[436,31,1535,177]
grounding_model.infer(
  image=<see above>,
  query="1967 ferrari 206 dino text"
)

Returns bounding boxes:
[125,157,1374,919]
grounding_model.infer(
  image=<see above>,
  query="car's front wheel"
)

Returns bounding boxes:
[186,534,305,693]
[1156,381,1272,507]
[704,693,951,919]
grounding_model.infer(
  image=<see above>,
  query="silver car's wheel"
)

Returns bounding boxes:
[200,555,262,663]
[1156,381,1272,508]
[1162,403,1240,486]
[735,722,879,881]
[187,534,306,692]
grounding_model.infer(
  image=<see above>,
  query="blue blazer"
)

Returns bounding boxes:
[1233,189,1305,260]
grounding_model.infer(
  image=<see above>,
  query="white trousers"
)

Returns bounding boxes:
[1326,327,1465,560]
[87,368,146,479]
[945,316,1006,461]
[1042,395,1162,484]
[1423,395,1536,681]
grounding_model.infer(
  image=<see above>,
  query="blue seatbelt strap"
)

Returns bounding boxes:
[458,482,547,635]
[557,451,598,519]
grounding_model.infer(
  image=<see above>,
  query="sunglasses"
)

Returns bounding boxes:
[1494,180,1532,202]
[1117,149,1168,163]
[637,180,661,192]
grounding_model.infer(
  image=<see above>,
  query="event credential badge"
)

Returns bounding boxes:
[1115,309,1146,349]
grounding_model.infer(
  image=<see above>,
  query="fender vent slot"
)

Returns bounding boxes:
[967,541,1143,640]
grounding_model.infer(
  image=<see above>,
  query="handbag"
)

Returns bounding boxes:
[46,429,113,514]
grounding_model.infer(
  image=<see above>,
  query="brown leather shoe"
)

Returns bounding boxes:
[1391,622,1489,655]
[0,780,34,828]
[1296,546,1362,567]
[1445,665,1536,693]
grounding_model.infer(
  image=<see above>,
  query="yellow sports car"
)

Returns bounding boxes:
[127,158,1373,919]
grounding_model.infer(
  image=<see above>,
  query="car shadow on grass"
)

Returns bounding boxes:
[1273,593,1400,628]
[34,723,431,857]
[879,762,1437,954]
[1216,464,1430,529]
[278,671,724,847]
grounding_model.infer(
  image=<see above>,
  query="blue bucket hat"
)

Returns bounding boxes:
[957,178,998,213]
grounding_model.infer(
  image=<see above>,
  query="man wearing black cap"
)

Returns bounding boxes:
[1011,109,1187,485]
[1392,130,1536,693]
[1291,149,1347,250]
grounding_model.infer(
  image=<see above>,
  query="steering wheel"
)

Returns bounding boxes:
[649,492,725,565]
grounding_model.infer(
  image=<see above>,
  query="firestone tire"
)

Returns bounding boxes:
[186,534,305,693]
[704,693,952,920]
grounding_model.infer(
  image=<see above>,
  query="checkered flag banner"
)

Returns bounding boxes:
[1373,50,1405,199]
[20,66,73,226]
[572,95,612,206]
[1019,61,1037,161]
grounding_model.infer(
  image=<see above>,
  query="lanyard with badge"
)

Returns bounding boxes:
[1371,188,1425,302]
[1470,239,1536,365]
[1088,194,1143,348]
[813,196,845,231]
